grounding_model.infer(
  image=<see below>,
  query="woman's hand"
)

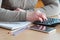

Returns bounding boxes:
[15,8,47,22]
[26,10,47,22]
[14,8,25,12]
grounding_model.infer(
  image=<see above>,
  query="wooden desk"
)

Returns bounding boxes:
[0,25,60,40]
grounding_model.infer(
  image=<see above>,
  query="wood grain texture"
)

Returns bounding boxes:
[0,24,60,40]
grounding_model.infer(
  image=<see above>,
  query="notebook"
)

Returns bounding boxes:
[0,22,31,30]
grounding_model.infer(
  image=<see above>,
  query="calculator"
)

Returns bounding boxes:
[33,18,60,27]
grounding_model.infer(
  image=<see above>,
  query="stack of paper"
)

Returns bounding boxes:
[0,22,31,36]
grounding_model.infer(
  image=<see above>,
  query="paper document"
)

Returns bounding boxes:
[0,22,31,30]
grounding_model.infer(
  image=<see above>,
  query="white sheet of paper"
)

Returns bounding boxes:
[0,22,31,30]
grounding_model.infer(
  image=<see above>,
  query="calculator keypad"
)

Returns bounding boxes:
[33,18,60,26]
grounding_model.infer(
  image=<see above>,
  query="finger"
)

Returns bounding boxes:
[39,17,43,22]
[36,11,47,21]
[20,9,26,12]
[16,8,20,10]
[36,13,46,21]
[40,14,47,21]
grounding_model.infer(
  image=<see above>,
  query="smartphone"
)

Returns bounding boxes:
[29,25,56,34]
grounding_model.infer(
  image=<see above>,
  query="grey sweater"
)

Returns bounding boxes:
[0,0,60,22]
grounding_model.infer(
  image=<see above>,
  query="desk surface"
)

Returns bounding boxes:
[0,25,60,40]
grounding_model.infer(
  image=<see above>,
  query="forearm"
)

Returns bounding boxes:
[35,0,60,17]
[19,11,27,21]
[0,8,27,22]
